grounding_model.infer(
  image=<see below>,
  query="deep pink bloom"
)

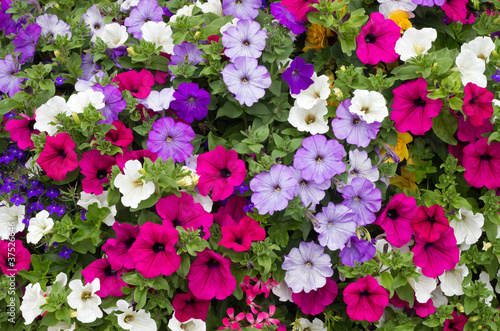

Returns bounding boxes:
[128,222,180,278]
[442,0,469,23]
[156,192,213,240]
[102,222,140,270]
[219,216,266,252]
[213,195,247,227]
[281,0,318,21]
[391,78,443,135]
[5,115,39,149]
[81,258,130,297]
[448,140,467,166]
[412,227,460,278]
[343,275,389,322]
[463,138,500,189]
[105,120,134,149]
[115,149,158,170]
[111,69,155,99]
[355,12,400,65]
[172,291,211,322]
[462,83,494,127]
[292,277,338,315]
[456,111,492,143]
[444,311,468,331]
[36,132,79,181]
[79,149,116,195]
[187,248,236,300]
[410,205,449,243]
[375,193,416,248]
[196,145,247,201]
[0,240,31,275]
[390,294,436,318]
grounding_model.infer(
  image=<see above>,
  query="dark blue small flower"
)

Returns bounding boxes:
[45,187,60,199]
[233,182,249,195]
[5,112,16,119]
[244,200,255,213]
[59,246,72,259]
[54,75,66,85]
[492,69,500,83]
[27,201,44,214]
[27,186,44,199]
[10,194,25,206]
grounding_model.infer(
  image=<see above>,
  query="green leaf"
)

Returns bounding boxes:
[207,132,227,150]
[396,283,414,308]
[40,312,59,326]
[257,255,272,274]
[464,296,478,314]
[380,272,394,297]
[432,110,457,145]
[217,102,243,119]
[177,254,191,278]
[147,55,170,71]
[391,65,421,80]
[134,287,148,310]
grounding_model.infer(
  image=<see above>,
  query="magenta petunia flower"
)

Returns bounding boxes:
[156,192,213,240]
[444,311,468,331]
[111,69,155,99]
[213,196,247,227]
[196,145,247,201]
[104,120,134,149]
[390,294,436,318]
[219,216,266,252]
[186,249,237,300]
[102,222,140,270]
[128,222,180,278]
[172,291,211,322]
[147,117,195,163]
[411,205,449,243]
[343,275,389,322]
[463,138,500,189]
[79,149,116,195]
[0,240,31,275]
[355,12,400,65]
[36,132,79,181]
[292,277,338,315]
[456,111,492,143]
[412,227,460,278]
[281,0,318,21]
[5,115,39,150]
[81,258,130,297]
[391,78,443,135]
[115,149,158,170]
[441,0,469,23]
[375,193,416,248]
[462,82,494,127]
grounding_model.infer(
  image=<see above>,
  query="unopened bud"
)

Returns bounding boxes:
[469,316,478,322]
[70,310,78,318]
[304,209,320,228]
[483,241,492,251]
[54,50,63,62]
[456,303,465,313]
[340,65,346,72]
[333,87,343,100]
[127,47,137,56]
[194,31,201,39]
[71,112,81,125]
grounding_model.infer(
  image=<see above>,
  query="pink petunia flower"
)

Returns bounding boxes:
[81,258,130,297]
[115,149,158,170]
[111,69,155,99]
[462,82,494,127]
[375,193,416,248]
[219,216,266,252]
[104,120,134,149]
[410,205,449,243]
[292,277,338,315]
[456,111,492,143]
[463,138,500,189]
[441,0,469,23]
[391,78,443,135]
[102,222,140,270]
[156,192,213,240]
[412,227,460,278]
[281,0,318,21]
[79,149,116,195]
[390,294,436,318]
[355,12,400,65]
[444,311,468,331]
[172,291,211,322]
[196,145,247,201]
[187,248,236,300]
[0,240,31,275]
[5,115,39,150]
[36,132,79,181]
[343,275,389,322]
[213,196,247,227]
[128,222,180,278]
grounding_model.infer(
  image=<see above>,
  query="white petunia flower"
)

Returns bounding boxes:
[0,204,25,240]
[20,283,47,324]
[438,263,468,296]
[120,0,140,12]
[450,207,484,245]
[114,160,156,209]
[67,279,103,323]
[141,21,175,54]
[191,187,213,213]
[34,96,70,135]
[461,36,495,63]
[347,149,379,185]
[456,49,487,88]
[291,73,331,110]
[395,28,437,61]
[77,191,117,226]
[140,87,176,112]
[430,286,448,308]
[75,71,106,92]
[168,316,206,331]
[115,300,157,331]
[170,5,195,24]
[479,271,493,306]
[220,18,240,34]
[288,99,329,134]
[27,210,54,244]
[349,89,388,124]
[297,318,327,331]
[196,0,223,16]
[271,280,293,302]
[66,89,105,115]
[98,23,129,49]
[378,0,417,18]
[47,322,76,331]
[82,5,105,36]
[407,268,437,304]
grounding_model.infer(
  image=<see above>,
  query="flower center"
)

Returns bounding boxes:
[413,43,424,55]
[480,154,492,161]
[305,113,316,124]
[350,169,358,175]
[236,0,242,4]
[413,97,426,107]
[300,180,308,186]
[424,242,433,250]
[207,258,220,269]
[124,237,136,249]
[353,118,360,125]
[359,290,370,297]
[58,150,67,158]
[220,168,232,178]
[316,156,323,163]
[364,33,376,44]
[235,238,242,244]
[94,23,101,30]
[96,169,107,180]
[243,40,250,46]
[386,209,399,220]
[81,291,92,301]
[28,119,36,131]
[124,314,135,323]
[275,185,281,192]
[360,106,370,113]
[305,261,313,267]
[427,216,436,224]
[152,242,165,253]
[241,77,249,83]
[172,218,182,227]
[104,265,118,277]
[166,136,173,142]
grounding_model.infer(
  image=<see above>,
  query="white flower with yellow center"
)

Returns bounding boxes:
[461,36,495,62]
[0,204,25,240]
[98,23,129,49]
[450,207,484,245]
[394,27,437,61]
[291,73,331,110]
[114,160,156,209]
[115,300,157,330]
[168,316,206,331]
[66,89,105,116]
[67,279,103,323]
[34,96,70,135]
[196,0,223,16]
[27,210,54,244]
[288,99,329,134]
[141,21,174,54]
[349,90,388,124]
[20,283,47,324]
[456,49,487,88]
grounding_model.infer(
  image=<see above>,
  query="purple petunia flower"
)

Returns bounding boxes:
[411,0,445,6]
[341,177,382,226]
[82,4,105,36]
[293,135,346,184]
[147,117,195,163]
[222,0,261,20]
[170,83,210,123]
[339,236,376,267]
[293,168,330,209]
[249,164,298,215]
[221,56,271,107]
[80,54,100,81]
[331,99,381,148]
[270,3,307,35]
[170,42,204,66]
[315,203,357,251]
[282,57,314,95]
[36,14,72,42]
[13,24,41,64]
[0,55,23,97]
[222,20,267,61]
[92,84,127,124]
[282,241,333,293]
[124,0,164,39]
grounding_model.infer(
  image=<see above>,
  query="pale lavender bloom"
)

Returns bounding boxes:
[13,23,41,64]
[293,135,346,184]
[147,117,195,163]
[82,5,105,36]
[80,54,99,81]
[170,42,204,66]
[315,203,357,251]
[282,241,333,293]
[75,71,105,92]
[411,0,445,6]
[140,87,175,112]
[341,177,382,226]
[347,149,379,185]
[250,164,298,216]
[124,0,164,39]
[92,84,127,124]
[222,0,261,20]
[339,236,376,267]
[221,56,271,107]
[222,20,267,60]
[0,55,23,97]
[36,14,72,42]
[293,168,330,209]
[331,99,381,148]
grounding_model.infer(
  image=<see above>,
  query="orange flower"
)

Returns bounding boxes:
[302,24,333,52]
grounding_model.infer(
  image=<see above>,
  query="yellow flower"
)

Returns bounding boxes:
[302,24,333,52]
[388,10,412,32]
[381,132,413,162]
[390,166,419,192]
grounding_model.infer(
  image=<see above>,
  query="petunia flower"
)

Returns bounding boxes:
[67,279,103,323]
[339,236,376,266]
[292,277,338,316]
[462,82,494,127]
[141,21,174,54]
[171,83,210,123]
[347,149,379,185]
[170,42,205,67]
[115,300,157,331]
[290,73,330,110]
[172,291,211,322]
[270,3,307,35]
[461,36,495,63]
[13,23,41,64]
[222,20,267,61]
[288,99,329,135]
[141,87,175,112]
[196,0,223,16]
[81,258,130,297]
[187,248,237,300]
[77,191,117,226]
[222,0,261,20]
[82,5,105,36]
[0,204,25,240]
[282,241,333,293]
[0,239,31,275]
[407,268,437,304]
[20,283,46,325]
[79,149,116,195]
[390,294,436,318]
[219,216,266,251]
[102,222,140,270]
[114,159,156,209]
[296,318,327,331]
[105,120,134,149]
[411,205,450,243]
[375,193,416,247]
[349,89,388,124]
[92,84,127,124]
[169,4,195,24]
[5,115,39,150]
[343,275,389,322]
[444,311,468,331]
[98,23,129,48]
[124,0,163,39]
[394,28,437,61]
[314,203,356,251]
[213,195,247,227]
[36,132,79,181]
[341,177,382,226]
[112,69,155,99]
[282,57,314,95]
[27,210,54,244]
[462,138,500,189]
[281,0,318,21]
[0,54,24,97]
[115,150,158,170]
[168,316,206,331]
[456,49,487,88]
[412,0,445,6]
[293,168,330,209]
[378,0,417,18]
[438,263,468,296]
[147,117,195,163]
[449,207,484,245]
[36,14,72,42]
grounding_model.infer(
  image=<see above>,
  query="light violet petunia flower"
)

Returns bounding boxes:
[141,21,174,54]
[36,14,72,42]
[461,36,495,63]
[0,203,25,240]
[341,177,382,226]
[291,73,330,110]
[456,49,487,88]
[314,202,357,251]
[394,28,437,61]
[114,160,156,209]
[27,210,54,244]
[293,168,330,209]
[282,241,333,293]
[0,55,23,97]
[347,149,379,185]
[449,207,484,245]
[82,5,105,36]
[222,20,267,60]
[288,99,329,135]
[67,279,103,323]
[124,0,164,39]
[222,0,261,20]
[349,90,388,124]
